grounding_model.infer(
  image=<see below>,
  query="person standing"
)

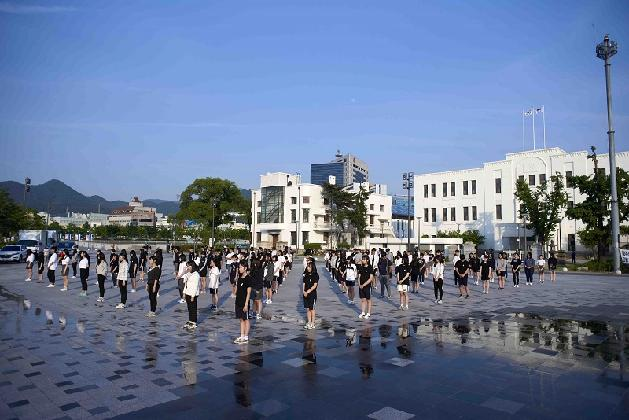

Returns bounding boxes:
[524,252,535,286]
[79,251,89,297]
[208,258,220,310]
[496,253,507,290]
[198,251,208,294]
[25,249,34,282]
[129,250,138,293]
[302,261,319,329]
[263,255,274,305]
[377,253,391,299]
[410,253,420,294]
[432,255,445,304]
[250,258,264,320]
[452,250,460,287]
[234,261,252,344]
[109,249,119,288]
[60,249,70,291]
[71,247,78,279]
[480,255,492,294]
[571,249,576,264]
[397,257,410,310]
[46,246,58,288]
[358,256,374,319]
[536,254,546,284]
[345,258,357,305]
[176,254,187,304]
[96,253,107,302]
[470,253,480,286]
[139,246,148,283]
[488,251,496,283]
[548,252,558,283]
[511,253,522,288]
[455,254,470,299]
[36,250,45,282]
[182,261,200,330]
[145,256,161,317]
[116,253,129,309]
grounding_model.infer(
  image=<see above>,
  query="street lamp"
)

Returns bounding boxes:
[210,196,220,249]
[522,212,529,255]
[596,34,621,274]
[402,172,414,251]
[416,216,422,252]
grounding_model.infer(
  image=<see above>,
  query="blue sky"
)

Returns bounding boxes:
[1,0,628,201]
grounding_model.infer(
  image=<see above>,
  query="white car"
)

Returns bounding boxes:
[0,245,28,263]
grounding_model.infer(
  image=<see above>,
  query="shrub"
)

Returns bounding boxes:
[303,243,322,251]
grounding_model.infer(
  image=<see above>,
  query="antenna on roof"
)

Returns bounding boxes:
[335,149,342,158]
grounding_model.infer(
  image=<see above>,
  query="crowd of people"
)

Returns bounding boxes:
[20,243,558,345]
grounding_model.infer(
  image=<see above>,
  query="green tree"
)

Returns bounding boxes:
[566,147,629,260]
[321,183,370,246]
[435,229,485,246]
[0,190,25,238]
[515,172,568,252]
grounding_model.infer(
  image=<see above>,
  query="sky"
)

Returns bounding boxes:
[1,0,628,201]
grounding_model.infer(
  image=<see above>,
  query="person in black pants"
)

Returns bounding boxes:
[110,249,119,288]
[96,253,107,302]
[71,247,78,278]
[511,253,522,287]
[145,256,161,317]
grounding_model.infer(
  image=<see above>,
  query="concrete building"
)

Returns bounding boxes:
[391,195,415,239]
[413,147,629,254]
[108,197,160,227]
[251,172,394,250]
[310,150,369,187]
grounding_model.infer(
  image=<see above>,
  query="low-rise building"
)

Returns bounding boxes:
[108,197,159,227]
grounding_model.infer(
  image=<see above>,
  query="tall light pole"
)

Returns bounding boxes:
[402,172,414,251]
[416,216,422,251]
[522,212,529,255]
[211,196,220,249]
[596,34,621,274]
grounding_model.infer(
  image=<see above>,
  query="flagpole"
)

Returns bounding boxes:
[532,108,536,150]
[542,106,546,149]
[522,109,525,151]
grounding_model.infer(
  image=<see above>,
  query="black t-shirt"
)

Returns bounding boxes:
[303,271,319,298]
[455,260,470,277]
[470,257,480,271]
[110,255,119,273]
[377,259,388,275]
[410,259,420,275]
[357,264,374,285]
[397,265,410,285]
[147,267,161,284]
[511,258,521,271]
[251,267,264,290]
[548,257,557,270]
[235,274,252,307]
[480,260,491,280]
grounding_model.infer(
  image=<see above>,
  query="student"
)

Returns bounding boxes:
[470,253,480,286]
[417,253,426,286]
[432,255,445,304]
[488,251,496,283]
[337,256,348,294]
[397,257,410,310]
[455,254,470,298]
[452,250,460,287]
[511,253,522,287]
[25,249,34,282]
[139,246,148,283]
[231,254,240,298]
[36,250,45,282]
[345,258,357,305]
[410,254,420,294]
[129,250,138,293]
[377,254,391,299]
[46,246,58,288]
[524,252,535,286]
[182,261,200,330]
[145,256,161,317]
[208,258,220,310]
[358,256,374,319]
[263,255,274,304]
[96,253,107,302]
[234,261,252,344]
[250,258,264,320]
[71,247,78,279]
[79,251,89,296]
[109,249,119,288]
[176,254,187,304]
[198,251,208,294]
[60,249,70,291]
[496,253,507,290]
[536,254,546,283]
[302,261,319,329]
[548,252,558,283]
[480,255,492,294]
[116,253,129,309]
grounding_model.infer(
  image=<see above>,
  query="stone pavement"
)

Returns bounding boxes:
[0,254,628,419]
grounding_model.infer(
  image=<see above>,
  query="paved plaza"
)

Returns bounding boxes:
[1,254,628,419]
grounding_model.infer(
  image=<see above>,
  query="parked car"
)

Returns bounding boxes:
[0,245,28,263]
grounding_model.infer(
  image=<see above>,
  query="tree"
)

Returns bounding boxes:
[0,190,25,238]
[435,229,485,246]
[176,178,249,228]
[566,147,629,260]
[514,172,568,252]
[321,183,370,246]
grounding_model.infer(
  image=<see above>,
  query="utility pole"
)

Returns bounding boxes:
[402,172,414,251]
[596,34,621,274]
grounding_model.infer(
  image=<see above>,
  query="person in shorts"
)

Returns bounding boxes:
[263,254,274,304]
[397,257,410,310]
[548,252,558,283]
[345,259,357,304]
[455,254,470,298]
[480,255,492,295]
[250,258,264,320]
[229,254,239,298]
[207,258,220,310]
[302,260,319,329]
[234,261,252,344]
[357,256,374,319]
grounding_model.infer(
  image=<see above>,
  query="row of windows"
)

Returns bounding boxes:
[423,204,505,222]
[423,180,477,198]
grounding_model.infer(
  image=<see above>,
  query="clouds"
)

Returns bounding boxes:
[0,2,76,14]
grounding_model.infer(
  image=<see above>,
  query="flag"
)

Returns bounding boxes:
[535,106,544,114]
[523,109,533,117]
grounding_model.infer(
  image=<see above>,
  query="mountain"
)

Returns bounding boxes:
[0,179,252,217]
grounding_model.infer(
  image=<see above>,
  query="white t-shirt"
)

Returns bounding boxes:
[62,256,70,267]
[537,258,545,267]
[273,261,281,276]
[208,266,220,289]
[27,254,35,265]
[79,258,89,269]
[48,253,58,270]
[346,264,357,281]
[452,255,460,269]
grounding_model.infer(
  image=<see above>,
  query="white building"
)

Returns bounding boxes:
[413,147,629,254]
[108,197,160,227]
[251,172,394,250]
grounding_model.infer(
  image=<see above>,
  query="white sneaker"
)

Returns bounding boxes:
[267,300,272,304]
[179,298,185,304]
[47,284,55,288]
[25,278,31,282]
[115,303,125,309]
[60,288,67,292]
[256,314,261,320]
[157,293,160,297]
[304,323,310,329]
[438,300,443,304]
[72,276,76,279]
[365,313,371,319]
[234,336,244,343]
[399,305,404,310]
[359,313,365,319]
[404,305,409,310]
[131,289,136,293]
[435,299,439,304]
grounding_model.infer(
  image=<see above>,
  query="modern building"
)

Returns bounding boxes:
[391,195,415,239]
[108,197,160,227]
[251,172,394,249]
[310,150,369,187]
[413,147,629,254]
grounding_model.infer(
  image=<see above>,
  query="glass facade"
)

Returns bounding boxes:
[260,186,284,223]
[310,162,344,186]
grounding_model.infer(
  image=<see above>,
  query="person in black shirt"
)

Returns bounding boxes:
[397,258,411,310]
[510,253,522,287]
[455,255,470,298]
[410,254,420,293]
[250,258,264,320]
[109,249,119,288]
[234,261,252,344]
[470,253,480,286]
[139,247,148,283]
[145,256,161,317]
[302,261,319,329]
[480,255,492,295]
[358,256,374,319]
[548,252,558,283]
[129,249,138,293]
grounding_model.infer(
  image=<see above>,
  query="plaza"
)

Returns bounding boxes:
[0,255,628,419]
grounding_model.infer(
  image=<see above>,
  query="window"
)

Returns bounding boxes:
[303,196,310,204]
[463,181,469,195]
[323,232,330,242]
[568,234,576,252]
[323,198,329,205]
[597,168,606,176]
[442,208,448,221]
[302,208,309,223]
[451,182,455,196]
[518,175,525,183]
[539,174,546,184]
[291,197,297,205]
[424,208,429,222]
[431,184,436,197]
[302,231,309,245]
[369,215,374,225]
[431,208,437,222]
[463,207,469,221]
[472,206,477,220]
[260,186,284,223]
[380,205,384,212]
[424,185,429,198]
[528,175,536,186]
[472,180,477,194]
[443,182,448,197]
[568,200,574,209]
[324,214,329,223]
[290,209,297,223]
[370,204,374,211]
[496,204,502,220]
[290,231,297,246]
[451,207,456,221]
[256,232,262,242]
[566,171,573,188]
[495,178,502,194]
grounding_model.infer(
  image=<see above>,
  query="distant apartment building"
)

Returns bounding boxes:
[413,147,629,253]
[311,150,369,187]
[108,197,160,227]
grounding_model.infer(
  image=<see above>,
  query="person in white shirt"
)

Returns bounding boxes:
[116,254,129,309]
[78,251,90,296]
[182,261,200,330]
[25,249,35,282]
[272,255,281,295]
[207,259,220,310]
[60,250,70,291]
[46,246,58,288]
[537,254,546,284]
[176,255,188,304]
[452,250,460,287]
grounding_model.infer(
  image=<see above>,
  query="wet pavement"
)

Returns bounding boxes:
[1,255,628,419]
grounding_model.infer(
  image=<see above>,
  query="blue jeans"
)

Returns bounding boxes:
[379,275,390,297]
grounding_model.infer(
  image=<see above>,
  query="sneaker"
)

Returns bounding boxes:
[438,300,443,304]
[434,299,439,304]
[47,284,55,288]
[399,305,404,310]
[60,288,67,292]
[241,336,249,343]
[359,313,365,319]
[145,312,152,317]
[157,293,160,297]
[179,298,186,304]
[347,299,352,304]
[131,289,136,293]
[465,295,470,299]
[365,313,371,319]
[230,294,236,298]
[188,322,197,330]
[115,303,125,309]
[404,305,409,310]
[267,300,272,304]
[256,314,261,320]
[72,276,76,279]
[148,312,156,317]
[516,285,520,288]
[25,278,31,282]
[459,294,463,298]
